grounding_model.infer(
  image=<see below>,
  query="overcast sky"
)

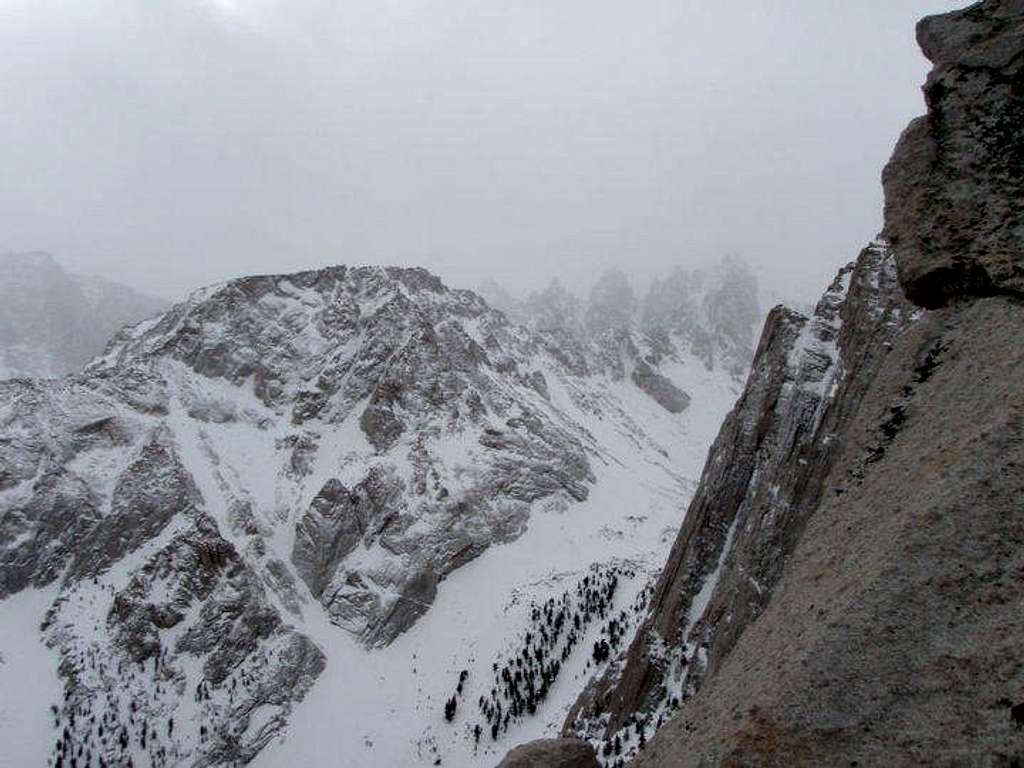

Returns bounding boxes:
[0,0,962,303]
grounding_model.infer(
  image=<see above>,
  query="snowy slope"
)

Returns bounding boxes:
[255,368,738,768]
[0,586,63,768]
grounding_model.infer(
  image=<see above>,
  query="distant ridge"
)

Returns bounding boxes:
[0,252,169,379]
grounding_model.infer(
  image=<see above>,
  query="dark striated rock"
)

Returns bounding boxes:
[565,244,912,742]
[68,431,202,581]
[883,0,1024,308]
[496,738,600,768]
[0,467,101,596]
[292,478,370,597]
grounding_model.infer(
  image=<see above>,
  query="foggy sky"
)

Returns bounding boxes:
[0,0,962,304]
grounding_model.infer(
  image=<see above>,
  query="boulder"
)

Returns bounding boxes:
[631,360,691,413]
[497,738,600,768]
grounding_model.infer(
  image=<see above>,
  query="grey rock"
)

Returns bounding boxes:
[68,430,201,581]
[292,478,370,598]
[496,738,600,768]
[0,465,101,596]
[291,468,404,604]
[632,292,1024,768]
[882,0,1024,308]
[631,360,691,413]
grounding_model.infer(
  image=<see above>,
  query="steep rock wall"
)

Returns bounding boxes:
[563,244,913,747]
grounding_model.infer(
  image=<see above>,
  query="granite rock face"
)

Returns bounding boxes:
[630,290,1024,768]
[883,0,1024,307]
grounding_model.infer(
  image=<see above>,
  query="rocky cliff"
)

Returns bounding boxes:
[544,1,1024,765]
[563,243,915,751]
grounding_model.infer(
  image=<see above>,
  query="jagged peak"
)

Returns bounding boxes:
[93,263,501,377]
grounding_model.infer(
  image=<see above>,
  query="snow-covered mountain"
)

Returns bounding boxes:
[0,252,169,380]
[0,263,759,767]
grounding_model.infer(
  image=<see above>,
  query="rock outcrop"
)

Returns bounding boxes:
[631,275,1024,768]
[630,361,691,414]
[883,0,1024,307]
[550,1,1024,765]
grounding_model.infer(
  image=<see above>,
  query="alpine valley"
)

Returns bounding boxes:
[0,256,760,767]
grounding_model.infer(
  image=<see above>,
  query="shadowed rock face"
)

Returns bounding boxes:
[290,468,416,604]
[631,362,691,414]
[883,0,1024,308]
[563,244,913,744]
